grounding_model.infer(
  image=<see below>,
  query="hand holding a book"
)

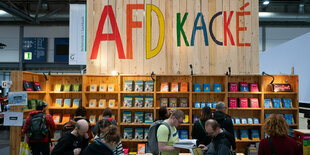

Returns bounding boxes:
[198,144,208,151]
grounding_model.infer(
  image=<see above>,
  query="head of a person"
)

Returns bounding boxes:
[169,109,184,127]
[158,106,169,120]
[200,106,212,121]
[75,119,89,137]
[103,108,112,117]
[216,102,226,113]
[36,101,48,111]
[205,119,221,138]
[75,106,87,117]
[100,125,121,150]
[264,114,289,137]
[97,119,112,135]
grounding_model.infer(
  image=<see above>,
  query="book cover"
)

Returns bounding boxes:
[124,96,133,107]
[184,115,189,123]
[123,111,132,123]
[249,98,259,108]
[229,82,238,92]
[108,99,115,108]
[180,82,188,92]
[108,84,115,92]
[135,128,144,139]
[284,114,294,125]
[54,130,62,140]
[160,98,168,107]
[52,114,61,123]
[23,81,33,91]
[213,83,222,92]
[90,84,97,92]
[179,98,188,107]
[89,99,97,108]
[63,84,71,91]
[239,82,249,92]
[72,99,80,108]
[240,129,249,140]
[212,102,217,108]
[231,118,235,124]
[144,128,149,139]
[239,98,248,108]
[135,80,144,92]
[235,117,241,124]
[98,99,107,108]
[206,102,212,108]
[54,84,62,92]
[194,102,200,108]
[99,83,107,92]
[89,115,96,124]
[264,99,273,108]
[171,82,179,92]
[33,82,42,91]
[249,83,259,92]
[253,118,259,124]
[27,99,36,109]
[144,96,153,107]
[55,98,63,108]
[144,112,153,124]
[63,98,72,108]
[251,129,260,140]
[241,118,247,124]
[179,129,189,139]
[144,81,154,92]
[160,82,169,92]
[124,80,133,91]
[193,115,199,123]
[247,118,253,124]
[62,114,70,123]
[137,143,145,154]
[272,98,282,108]
[134,96,144,107]
[124,128,133,139]
[234,129,239,140]
[283,98,292,108]
[169,98,177,107]
[203,83,210,92]
[193,84,201,92]
[72,84,80,92]
[134,111,144,123]
[229,97,238,108]
[265,114,271,119]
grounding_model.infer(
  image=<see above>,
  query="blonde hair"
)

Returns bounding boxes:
[264,114,289,137]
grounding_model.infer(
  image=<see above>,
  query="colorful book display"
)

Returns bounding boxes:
[283,98,292,108]
[124,96,133,107]
[144,128,149,139]
[137,143,145,154]
[134,112,144,123]
[145,96,153,107]
[98,99,107,108]
[62,114,70,123]
[253,118,259,124]
[171,82,179,92]
[145,81,154,92]
[55,98,63,107]
[179,129,189,139]
[235,117,241,124]
[108,99,115,108]
[251,129,260,140]
[134,96,144,107]
[63,84,71,91]
[53,114,61,123]
[284,114,294,125]
[23,81,33,91]
[123,111,132,123]
[272,98,282,108]
[89,99,97,107]
[99,84,107,92]
[124,81,133,91]
[63,98,71,108]
[203,83,210,92]
[249,98,259,108]
[90,84,97,92]
[73,84,80,92]
[229,97,238,108]
[264,99,272,108]
[135,128,144,139]
[33,82,42,91]
[240,129,249,140]
[108,84,115,92]
[241,118,247,124]
[239,82,249,92]
[124,128,133,139]
[160,98,168,107]
[135,81,144,92]
[180,82,188,92]
[54,130,62,140]
[169,98,177,107]
[160,82,169,92]
[249,83,259,92]
[213,84,222,92]
[72,99,80,108]
[193,84,201,92]
[229,82,238,92]
[179,98,188,107]
[239,98,248,108]
[145,112,153,124]
[194,102,200,108]
[54,84,62,92]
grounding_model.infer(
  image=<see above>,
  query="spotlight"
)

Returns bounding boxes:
[111,70,118,76]
[263,0,270,5]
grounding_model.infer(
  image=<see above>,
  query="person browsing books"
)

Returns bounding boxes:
[157,109,185,155]
[192,106,212,146]
[92,107,117,134]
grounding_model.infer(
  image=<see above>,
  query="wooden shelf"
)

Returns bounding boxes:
[120,123,151,126]
[48,107,77,110]
[121,139,147,142]
[85,91,118,94]
[86,107,118,110]
[264,92,297,95]
[264,108,298,110]
[156,107,189,110]
[192,108,216,110]
[49,91,82,94]
[23,109,35,113]
[228,108,261,110]
[26,91,46,94]
[236,140,260,143]
[288,124,298,127]
[120,107,154,110]
[156,92,190,94]
[228,92,261,94]
[55,123,65,125]
[192,92,225,94]
[120,91,154,94]
[233,124,262,126]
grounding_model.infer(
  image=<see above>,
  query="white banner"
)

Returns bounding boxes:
[69,4,86,65]
[4,112,23,126]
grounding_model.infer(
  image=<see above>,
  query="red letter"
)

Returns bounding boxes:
[236,2,251,47]
[126,4,144,59]
[91,5,125,60]
[224,11,235,46]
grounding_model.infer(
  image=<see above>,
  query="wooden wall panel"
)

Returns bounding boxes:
[87,0,259,75]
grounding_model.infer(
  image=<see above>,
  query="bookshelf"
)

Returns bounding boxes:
[10,72,299,154]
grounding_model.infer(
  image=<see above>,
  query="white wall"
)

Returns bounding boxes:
[0,26,20,62]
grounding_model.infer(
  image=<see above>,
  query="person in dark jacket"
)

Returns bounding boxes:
[82,124,121,155]
[92,107,117,134]
[51,120,89,155]
[198,119,232,155]
[213,102,236,150]
[155,106,169,121]
[192,106,212,146]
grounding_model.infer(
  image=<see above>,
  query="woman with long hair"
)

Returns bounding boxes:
[191,106,212,146]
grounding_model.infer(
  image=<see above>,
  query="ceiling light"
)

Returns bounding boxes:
[263,0,270,5]
[0,10,7,15]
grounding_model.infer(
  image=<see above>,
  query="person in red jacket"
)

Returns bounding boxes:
[258,114,301,155]
[22,101,56,155]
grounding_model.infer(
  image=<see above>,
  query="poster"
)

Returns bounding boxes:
[4,112,23,126]
[8,92,27,106]
[22,38,47,62]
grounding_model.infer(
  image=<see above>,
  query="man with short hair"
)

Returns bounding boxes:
[157,109,185,155]
[52,119,89,155]
[198,119,233,155]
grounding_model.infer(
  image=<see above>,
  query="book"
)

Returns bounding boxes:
[229,82,238,92]
[63,84,71,91]
[169,98,177,107]
[179,98,188,107]
[212,102,217,108]
[184,115,189,123]
[123,111,132,123]
[90,84,97,92]
[63,98,72,108]
[108,99,115,108]
[137,143,145,154]
[144,128,149,139]
[55,98,63,108]
[193,115,199,123]
[134,96,144,107]
[33,82,42,91]
[194,102,200,108]
[193,84,201,92]
[23,81,34,91]
[53,114,61,123]
[180,82,188,92]
[124,80,133,91]
[28,99,37,109]
[72,84,80,92]
[200,102,205,108]
[54,84,62,92]
[284,114,294,125]
[179,129,189,139]
[249,98,259,108]
[124,96,133,107]
[235,117,241,124]
[253,118,259,124]
[283,98,293,108]
[206,102,212,108]
[99,84,107,92]
[265,114,271,119]
[240,129,249,140]
[231,118,235,124]
[249,83,259,92]
[62,114,70,123]
[213,84,222,92]
[108,84,115,92]
[234,130,239,140]
[98,115,104,121]
[160,98,168,107]
[144,81,154,92]
[160,82,169,92]
[272,98,282,108]
[98,99,107,108]
[173,139,196,149]
[53,130,62,140]
[134,111,144,123]
[239,82,249,92]
[135,128,144,139]
[229,97,237,108]
[144,112,153,124]
[251,129,260,140]
[171,82,179,92]
[264,99,273,108]
[241,118,247,124]
[135,80,144,92]
[239,98,248,108]
[247,118,253,124]
[124,128,133,139]
[144,96,153,107]
[203,83,210,92]
[89,99,97,107]
[72,99,80,108]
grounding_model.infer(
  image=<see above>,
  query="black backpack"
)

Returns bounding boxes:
[27,113,49,140]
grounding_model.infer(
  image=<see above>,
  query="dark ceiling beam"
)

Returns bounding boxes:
[0,1,37,24]
[34,0,43,22]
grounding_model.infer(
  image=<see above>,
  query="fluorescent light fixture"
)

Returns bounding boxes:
[0,10,7,15]
[263,0,270,5]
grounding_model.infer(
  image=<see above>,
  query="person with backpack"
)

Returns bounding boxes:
[22,101,56,155]
[198,119,233,155]
[92,107,117,134]
[213,102,236,150]
[192,106,212,146]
